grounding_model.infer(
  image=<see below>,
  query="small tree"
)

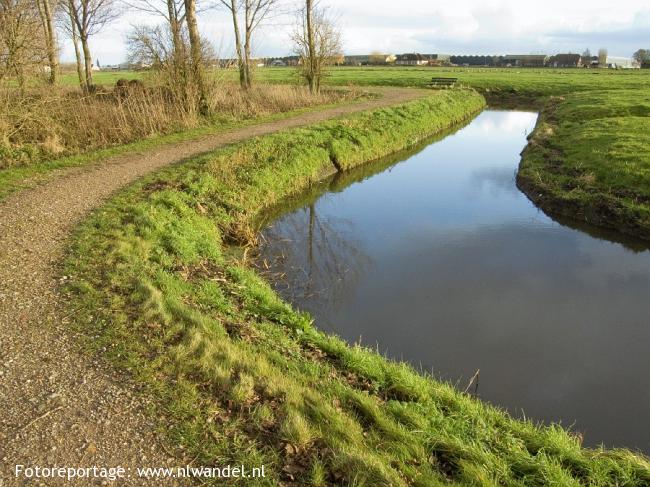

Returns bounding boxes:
[219,0,279,90]
[123,0,189,84]
[292,0,341,94]
[126,24,171,69]
[369,51,386,65]
[633,49,648,63]
[598,48,608,67]
[58,0,86,90]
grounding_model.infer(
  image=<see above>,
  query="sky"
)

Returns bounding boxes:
[63,0,650,65]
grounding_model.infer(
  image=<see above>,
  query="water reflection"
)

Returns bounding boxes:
[257,111,650,452]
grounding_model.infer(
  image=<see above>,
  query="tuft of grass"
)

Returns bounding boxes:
[65,91,649,485]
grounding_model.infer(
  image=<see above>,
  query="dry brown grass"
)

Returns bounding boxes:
[207,83,349,118]
[0,82,351,169]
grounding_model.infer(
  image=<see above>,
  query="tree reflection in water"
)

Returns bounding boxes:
[259,201,370,312]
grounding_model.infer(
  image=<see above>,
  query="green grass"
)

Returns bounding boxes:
[517,89,650,240]
[65,66,650,99]
[65,91,650,486]
[241,66,650,99]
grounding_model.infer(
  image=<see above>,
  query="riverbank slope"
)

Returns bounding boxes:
[517,90,650,241]
[65,90,650,485]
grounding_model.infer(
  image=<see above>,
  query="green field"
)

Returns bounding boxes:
[255,66,650,97]
[63,66,650,96]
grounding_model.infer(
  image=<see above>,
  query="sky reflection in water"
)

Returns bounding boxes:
[259,111,650,452]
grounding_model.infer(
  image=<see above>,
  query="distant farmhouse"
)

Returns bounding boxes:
[206,51,641,71]
[395,53,450,66]
[502,55,549,67]
[395,53,429,66]
[344,55,371,66]
[606,56,640,69]
[344,54,397,65]
[550,54,582,68]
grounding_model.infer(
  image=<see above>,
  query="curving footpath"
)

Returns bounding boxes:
[0,87,428,485]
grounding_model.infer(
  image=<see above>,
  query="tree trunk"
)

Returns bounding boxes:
[305,0,317,94]
[228,0,247,89]
[80,34,93,90]
[184,0,208,113]
[243,34,252,90]
[166,0,184,69]
[166,0,188,102]
[68,3,86,91]
[38,0,59,84]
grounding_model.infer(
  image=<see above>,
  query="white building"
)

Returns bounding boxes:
[606,56,640,69]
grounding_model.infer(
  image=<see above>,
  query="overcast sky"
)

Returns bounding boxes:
[65,0,650,65]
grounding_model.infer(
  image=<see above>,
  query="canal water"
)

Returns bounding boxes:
[257,110,650,452]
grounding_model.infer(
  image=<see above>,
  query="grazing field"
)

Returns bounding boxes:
[247,66,650,98]
[62,66,650,99]
[65,93,650,485]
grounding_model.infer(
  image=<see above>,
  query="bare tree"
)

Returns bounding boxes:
[62,0,120,90]
[292,0,341,94]
[218,0,278,90]
[0,0,47,88]
[123,0,188,77]
[126,24,171,68]
[35,0,58,84]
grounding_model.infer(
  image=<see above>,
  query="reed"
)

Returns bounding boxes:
[0,82,349,169]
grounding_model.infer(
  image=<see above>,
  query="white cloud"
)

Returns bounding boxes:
[66,0,650,64]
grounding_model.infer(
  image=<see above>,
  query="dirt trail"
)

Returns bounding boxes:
[0,87,428,485]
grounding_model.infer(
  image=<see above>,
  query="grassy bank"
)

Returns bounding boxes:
[518,90,650,241]
[65,91,650,485]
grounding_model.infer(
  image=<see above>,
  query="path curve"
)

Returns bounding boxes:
[0,87,428,485]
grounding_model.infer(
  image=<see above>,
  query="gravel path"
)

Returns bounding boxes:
[0,88,428,485]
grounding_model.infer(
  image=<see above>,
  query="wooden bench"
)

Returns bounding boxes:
[427,77,458,88]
